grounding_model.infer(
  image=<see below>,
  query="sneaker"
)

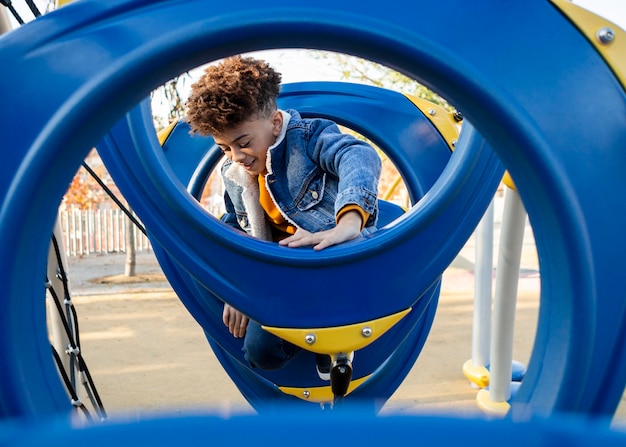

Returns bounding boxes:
[316,354,331,381]
[316,352,356,381]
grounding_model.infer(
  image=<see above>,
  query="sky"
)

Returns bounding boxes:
[573,0,626,30]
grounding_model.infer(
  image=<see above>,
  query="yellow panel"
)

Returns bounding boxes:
[262,308,411,354]
[403,95,460,151]
[502,171,516,191]
[476,389,510,417]
[550,0,626,91]
[278,375,370,403]
[157,121,177,145]
[462,360,490,389]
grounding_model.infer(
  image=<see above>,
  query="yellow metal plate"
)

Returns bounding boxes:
[262,307,411,354]
[278,375,370,403]
[404,95,460,151]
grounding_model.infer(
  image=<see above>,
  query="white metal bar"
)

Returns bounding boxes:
[489,186,526,402]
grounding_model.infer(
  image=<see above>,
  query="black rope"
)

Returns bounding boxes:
[81,161,147,236]
[48,234,107,419]
[49,233,108,420]
[47,274,108,420]
[0,0,24,24]
[24,0,40,17]
[76,354,107,419]
[51,345,93,423]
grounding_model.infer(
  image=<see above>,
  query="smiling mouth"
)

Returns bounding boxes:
[242,160,255,170]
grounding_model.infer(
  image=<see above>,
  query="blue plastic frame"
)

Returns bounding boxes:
[0,0,624,425]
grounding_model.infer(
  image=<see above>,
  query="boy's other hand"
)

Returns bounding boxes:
[278,210,363,251]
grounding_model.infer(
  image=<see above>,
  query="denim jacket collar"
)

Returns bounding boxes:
[221,110,292,240]
[266,110,291,175]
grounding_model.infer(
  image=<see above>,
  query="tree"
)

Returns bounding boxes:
[310,50,453,110]
[62,149,115,211]
[152,73,192,131]
[308,51,460,208]
[124,205,137,277]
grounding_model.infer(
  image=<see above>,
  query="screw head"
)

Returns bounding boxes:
[597,27,615,44]
[303,390,310,398]
[428,108,436,116]
[361,327,372,337]
[304,333,316,345]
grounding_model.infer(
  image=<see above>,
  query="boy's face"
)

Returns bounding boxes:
[214,111,283,176]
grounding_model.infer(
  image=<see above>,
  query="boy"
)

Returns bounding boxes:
[186,55,381,373]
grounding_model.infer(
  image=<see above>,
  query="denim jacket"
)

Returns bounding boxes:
[221,109,381,240]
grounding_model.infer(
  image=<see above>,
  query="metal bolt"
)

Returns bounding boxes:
[303,390,310,398]
[597,27,615,44]
[304,333,316,345]
[361,327,372,337]
[428,108,436,116]
[451,140,457,148]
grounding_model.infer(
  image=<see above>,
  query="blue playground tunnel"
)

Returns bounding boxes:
[96,81,497,411]
[1,0,626,443]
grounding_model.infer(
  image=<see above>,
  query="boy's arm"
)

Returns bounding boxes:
[220,189,245,231]
[311,123,381,227]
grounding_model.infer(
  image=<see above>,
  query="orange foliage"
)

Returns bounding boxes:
[61,149,122,211]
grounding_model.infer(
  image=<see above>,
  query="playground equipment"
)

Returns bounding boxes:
[0,0,626,442]
[96,81,471,410]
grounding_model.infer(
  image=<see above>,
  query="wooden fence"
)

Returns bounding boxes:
[57,207,152,257]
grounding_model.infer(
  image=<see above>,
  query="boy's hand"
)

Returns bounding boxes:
[278,210,363,251]
[222,303,249,338]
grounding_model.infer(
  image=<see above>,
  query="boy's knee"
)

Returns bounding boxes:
[243,335,298,371]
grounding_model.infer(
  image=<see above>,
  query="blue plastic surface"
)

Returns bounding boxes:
[0,0,624,431]
[3,411,626,446]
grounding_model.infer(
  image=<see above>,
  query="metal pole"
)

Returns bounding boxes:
[472,199,494,369]
[488,186,526,403]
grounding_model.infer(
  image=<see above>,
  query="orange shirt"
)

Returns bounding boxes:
[258,175,297,238]
[258,175,370,241]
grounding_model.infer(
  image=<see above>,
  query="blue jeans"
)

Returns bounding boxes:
[243,320,301,370]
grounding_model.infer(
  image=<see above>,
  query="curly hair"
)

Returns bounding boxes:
[185,56,282,136]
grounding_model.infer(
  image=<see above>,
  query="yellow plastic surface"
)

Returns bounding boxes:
[502,172,516,191]
[462,359,490,389]
[476,389,511,417]
[550,0,626,90]
[262,308,411,354]
[157,121,177,145]
[278,375,370,403]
